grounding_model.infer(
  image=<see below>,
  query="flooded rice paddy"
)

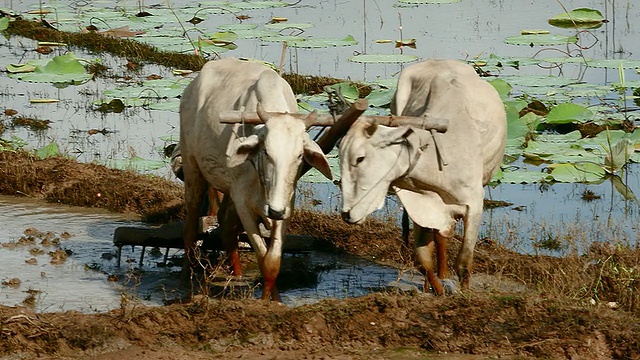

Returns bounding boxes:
[1,0,640,312]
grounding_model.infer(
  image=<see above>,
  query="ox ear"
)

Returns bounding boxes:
[303,135,333,180]
[226,134,260,167]
[371,126,414,148]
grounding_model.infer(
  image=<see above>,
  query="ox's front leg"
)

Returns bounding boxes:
[235,209,278,301]
[456,199,483,290]
[435,231,456,295]
[261,218,287,302]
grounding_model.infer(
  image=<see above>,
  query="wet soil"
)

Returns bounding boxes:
[1,151,639,359]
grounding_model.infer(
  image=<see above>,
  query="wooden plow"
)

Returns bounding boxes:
[113,99,449,268]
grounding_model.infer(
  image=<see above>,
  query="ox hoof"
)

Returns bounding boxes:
[441,279,457,295]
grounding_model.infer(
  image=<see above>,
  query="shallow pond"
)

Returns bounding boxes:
[1,0,639,312]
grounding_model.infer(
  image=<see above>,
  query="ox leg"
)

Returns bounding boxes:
[234,207,273,300]
[219,196,243,276]
[414,226,445,296]
[456,201,483,290]
[260,218,287,302]
[435,230,456,295]
[181,159,208,287]
[401,209,412,259]
[207,188,224,217]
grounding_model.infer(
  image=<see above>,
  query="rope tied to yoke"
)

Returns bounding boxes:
[403,114,448,177]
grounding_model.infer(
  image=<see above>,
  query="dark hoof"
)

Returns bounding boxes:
[441,279,457,295]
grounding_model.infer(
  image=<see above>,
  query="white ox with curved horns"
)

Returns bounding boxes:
[339,59,506,295]
[179,58,332,301]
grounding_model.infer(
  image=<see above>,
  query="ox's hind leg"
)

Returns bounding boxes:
[218,196,243,276]
[415,226,455,295]
[456,199,483,290]
[414,226,446,295]
[181,157,208,287]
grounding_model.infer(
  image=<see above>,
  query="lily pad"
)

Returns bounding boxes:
[500,169,548,184]
[260,35,306,42]
[365,88,395,107]
[287,35,358,48]
[397,0,462,3]
[8,52,93,84]
[348,54,418,64]
[545,103,594,124]
[502,75,581,88]
[217,24,258,31]
[504,33,578,46]
[541,56,592,64]
[548,163,606,183]
[227,1,289,10]
[36,142,60,159]
[548,8,605,29]
[585,59,640,69]
[0,16,9,31]
[264,22,314,30]
[102,156,167,172]
[6,63,37,73]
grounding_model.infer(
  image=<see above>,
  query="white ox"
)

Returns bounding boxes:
[179,58,332,301]
[339,59,506,295]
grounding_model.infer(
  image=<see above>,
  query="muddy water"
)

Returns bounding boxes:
[0,195,428,312]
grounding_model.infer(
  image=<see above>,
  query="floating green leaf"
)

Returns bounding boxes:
[397,0,462,3]
[6,63,36,73]
[488,78,512,100]
[264,22,313,30]
[102,156,166,172]
[548,8,604,29]
[260,35,306,42]
[217,24,258,31]
[35,142,60,159]
[545,103,593,124]
[287,35,358,48]
[504,33,578,46]
[8,52,93,84]
[325,82,360,103]
[348,54,418,64]
[500,169,549,184]
[548,163,606,183]
[585,59,640,69]
[541,56,592,64]
[365,88,395,107]
[0,16,9,31]
[209,31,238,44]
[502,75,580,88]
[227,1,289,10]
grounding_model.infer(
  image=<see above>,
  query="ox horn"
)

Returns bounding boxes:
[364,120,378,138]
[256,102,270,124]
[302,110,318,129]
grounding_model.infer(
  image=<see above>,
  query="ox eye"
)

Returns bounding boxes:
[355,156,365,165]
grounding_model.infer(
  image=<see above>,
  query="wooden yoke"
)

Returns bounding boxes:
[218,99,450,178]
[218,101,449,134]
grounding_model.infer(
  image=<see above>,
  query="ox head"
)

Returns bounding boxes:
[227,103,333,221]
[339,120,413,224]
